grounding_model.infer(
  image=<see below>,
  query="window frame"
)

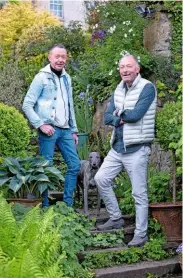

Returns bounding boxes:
[49,0,63,20]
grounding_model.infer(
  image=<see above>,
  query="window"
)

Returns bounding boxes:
[50,0,63,19]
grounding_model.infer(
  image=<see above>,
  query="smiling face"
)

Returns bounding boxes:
[119,56,140,87]
[48,47,67,71]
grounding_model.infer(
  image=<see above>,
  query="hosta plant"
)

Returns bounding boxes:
[0,156,64,199]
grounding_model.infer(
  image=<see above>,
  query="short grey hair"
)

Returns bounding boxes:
[49,44,67,54]
[119,54,140,66]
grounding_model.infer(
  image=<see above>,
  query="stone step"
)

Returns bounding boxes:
[94,256,181,278]
[85,241,179,256]
[90,225,135,244]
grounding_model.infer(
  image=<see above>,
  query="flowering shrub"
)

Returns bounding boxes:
[76,1,155,102]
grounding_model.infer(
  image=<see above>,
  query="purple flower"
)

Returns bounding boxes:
[79,92,86,99]
[176,243,182,254]
[88,97,93,105]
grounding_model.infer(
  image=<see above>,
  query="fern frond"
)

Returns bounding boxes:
[0,197,18,254]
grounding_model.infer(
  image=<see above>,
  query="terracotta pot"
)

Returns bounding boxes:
[7,198,42,207]
[149,201,182,242]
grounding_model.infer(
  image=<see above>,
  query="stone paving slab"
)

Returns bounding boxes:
[94,257,181,278]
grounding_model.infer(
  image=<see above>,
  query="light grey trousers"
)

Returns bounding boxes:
[94,146,151,237]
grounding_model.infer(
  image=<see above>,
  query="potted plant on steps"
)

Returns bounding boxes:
[149,101,182,242]
[0,156,64,206]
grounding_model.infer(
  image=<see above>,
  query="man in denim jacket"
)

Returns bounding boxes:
[23,44,80,207]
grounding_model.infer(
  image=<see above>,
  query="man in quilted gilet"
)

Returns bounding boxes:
[95,54,157,248]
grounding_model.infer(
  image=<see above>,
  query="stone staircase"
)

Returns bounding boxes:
[48,193,182,277]
[82,208,182,278]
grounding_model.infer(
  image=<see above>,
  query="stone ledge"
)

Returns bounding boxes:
[95,257,181,278]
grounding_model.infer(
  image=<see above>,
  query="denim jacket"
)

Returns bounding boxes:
[22,64,78,133]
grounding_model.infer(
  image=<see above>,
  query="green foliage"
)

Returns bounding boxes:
[143,239,168,261]
[0,156,64,198]
[88,230,125,249]
[118,169,171,215]
[0,196,66,278]
[82,237,169,269]
[0,2,60,62]
[164,1,182,71]
[114,172,131,197]
[16,22,86,61]
[156,101,182,163]
[75,1,155,103]
[156,76,182,102]
[50,202,93,278]
[0,62,26,110]
[18,53,48,88]
[148,217,165,240]
[77,141,95,160]
[0,102,31,159]
[10,200,94,277]
[17,22,87,88]
[88,131,111,158]
[155,57,181,94]
[73,70,94,134]
[148,170,171,203]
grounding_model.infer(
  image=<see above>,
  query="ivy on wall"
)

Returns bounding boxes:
[164,1,182,70]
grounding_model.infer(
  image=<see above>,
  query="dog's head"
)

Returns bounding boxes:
[88,152,101,169]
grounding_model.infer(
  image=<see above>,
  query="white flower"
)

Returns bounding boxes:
[123,21,126,24]
[137,56,141,62]
[124,33,127,38]
[115,61,118,64]
[95,23,98,28]
[97,10,100,12]
[126,20,131,26]
[109,70,113,76]
[108,25,116,34]
[120,50,130,56]
[133,33,135,36]
[117,67,119,70]
[128,28,133,33]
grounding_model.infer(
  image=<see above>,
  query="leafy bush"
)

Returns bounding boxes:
[16,22,86,61]
[156,101,182,202]
[50,202,93,278]
[148,170,171,203]
[156,101,182,176]
[0,62,26,110]
[73,1,155,102]
[0,2,60,62]
[118,169,171,215]
[16,22,86,87]
[0,102,31,158]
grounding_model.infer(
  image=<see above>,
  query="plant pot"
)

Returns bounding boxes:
[7,198,42,207]
[48,191,63,205]
[77,133,88,148]
[149,201,182,242]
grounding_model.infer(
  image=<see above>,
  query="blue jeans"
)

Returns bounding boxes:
[38,127,80,207]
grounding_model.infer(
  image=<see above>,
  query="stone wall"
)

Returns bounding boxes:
[144,11,172,57]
